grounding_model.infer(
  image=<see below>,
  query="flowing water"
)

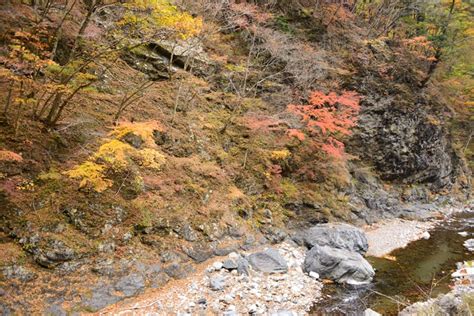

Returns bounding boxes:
[311,211,474,315]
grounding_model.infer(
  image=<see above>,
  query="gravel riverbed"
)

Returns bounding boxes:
[99,242,322,315]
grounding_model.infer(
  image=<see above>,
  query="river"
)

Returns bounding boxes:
[311,210,474,315]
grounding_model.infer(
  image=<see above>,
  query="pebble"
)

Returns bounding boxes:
[209,276,225,291]
[309,271,320,279]
[421,232,431,239]
[212,261,223,270]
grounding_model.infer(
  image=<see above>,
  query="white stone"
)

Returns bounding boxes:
[459,231,468,237]
[421,231,430,239]
[228,252,239,259]
[248,304,258,313]
[213,261,223,270]
[364,308,382,316]
[309,271,320,279]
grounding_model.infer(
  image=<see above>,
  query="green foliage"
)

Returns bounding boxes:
[274,15,294,34]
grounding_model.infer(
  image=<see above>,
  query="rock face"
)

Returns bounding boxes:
[247,248,288,273]
[354,104,458,189]
[294,223,368,254]
[349,38,463,191]
[303,245,374,284]
[122,39,214,80]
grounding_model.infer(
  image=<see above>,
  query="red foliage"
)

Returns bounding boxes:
[321,137,345,159]
[287,90,361,158]
[287,128,305,141]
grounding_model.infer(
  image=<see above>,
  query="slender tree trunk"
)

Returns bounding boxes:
[45,92,63,124]
[70,1,97,59]
[3,81,14,116]
[14,81,24,137]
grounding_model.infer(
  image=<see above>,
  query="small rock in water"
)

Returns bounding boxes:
[421,232,430,239]
[458,231,468,237]
[463,239,474,252]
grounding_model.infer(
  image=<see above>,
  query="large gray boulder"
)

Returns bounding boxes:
[303,245,374,284]
[294,223,369,254]
[248,248,288,273]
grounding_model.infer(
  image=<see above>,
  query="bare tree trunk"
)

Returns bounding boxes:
[70,0,99,59]
[3,81,14,116]
[45,92,63,124]
[14,81,24,137]
[51,0,77,61]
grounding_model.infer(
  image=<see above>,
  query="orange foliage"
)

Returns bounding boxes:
[287,90,361,158]
[402,36,437,62]
[0,150,23,162]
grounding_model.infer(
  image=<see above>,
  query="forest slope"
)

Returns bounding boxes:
[0,0,472,314]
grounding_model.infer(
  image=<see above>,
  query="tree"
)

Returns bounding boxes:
[287,90,361,158]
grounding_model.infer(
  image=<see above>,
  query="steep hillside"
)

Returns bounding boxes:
[0,0,471,314]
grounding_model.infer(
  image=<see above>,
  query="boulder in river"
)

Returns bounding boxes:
[303,245,374,284]
[294,223,369,254]
[248,248,288,273]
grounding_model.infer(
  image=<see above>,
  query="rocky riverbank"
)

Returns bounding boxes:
[99,242,323,315]
[98,210,473,315]
[400,260,474,315]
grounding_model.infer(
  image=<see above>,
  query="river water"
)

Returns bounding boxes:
[311,211,474,315]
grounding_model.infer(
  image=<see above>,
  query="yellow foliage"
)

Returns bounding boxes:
[110,121,163,147]
[134,148,166,171]
[94,139,134,170]
[65,162,113,192]
[121,0,203,39]
[66,122,167,193]
[271,149,291,161]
